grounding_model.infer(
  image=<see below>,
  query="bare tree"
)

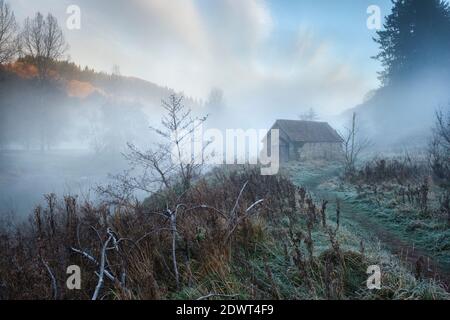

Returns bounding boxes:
[341,112,371,175]
[99,94,209,204]
[0,0,18,64]
[150,94,209,191]
[435,109,450,150]
[111,64,121,77]
[299,107,319,121]
[429,108,450,185]
[21,12,67,79]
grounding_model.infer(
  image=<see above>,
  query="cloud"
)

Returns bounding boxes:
[90,0,277,100]
[212,25,373,122]
[11,0,374,119]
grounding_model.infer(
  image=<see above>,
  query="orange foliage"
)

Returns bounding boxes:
[4,61,105,99]
[6,61,39,79]
[66,79,104,98]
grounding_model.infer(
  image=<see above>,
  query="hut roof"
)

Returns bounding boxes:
[271,119,343,143]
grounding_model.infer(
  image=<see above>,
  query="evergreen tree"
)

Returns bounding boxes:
[374,0,450,85]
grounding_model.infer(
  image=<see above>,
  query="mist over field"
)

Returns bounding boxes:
[0,0,449,301]
[1,0,447,215]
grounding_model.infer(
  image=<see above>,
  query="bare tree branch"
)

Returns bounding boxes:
[340,112,371,175]
[41,258,58,300]
[99,94,210,205]
[20,12,67,79]
[92,230,113,300]
[0,0,18,64]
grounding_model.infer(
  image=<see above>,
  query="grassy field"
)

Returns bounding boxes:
[284,160,450,290]
[170,162,450,300]
[0,162,448,300]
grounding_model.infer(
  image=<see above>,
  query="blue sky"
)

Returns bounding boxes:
[11,0,394,117]
[268,0,392,72]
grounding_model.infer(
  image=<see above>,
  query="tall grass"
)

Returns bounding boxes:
[0,166,447,300]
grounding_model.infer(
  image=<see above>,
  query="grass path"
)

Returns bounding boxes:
[286,163,450,290]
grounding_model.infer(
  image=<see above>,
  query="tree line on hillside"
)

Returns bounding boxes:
[0,0,143,151]
[340,0,450,179]
[374,0,450,86]
[0,2,147,152]
[0,68,152,152]
[0,0,66,79]
[375,0,450,168]
[350,0,450,148]
[0,0,224,152]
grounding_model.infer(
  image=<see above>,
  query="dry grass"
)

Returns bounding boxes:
[0,165,448,300]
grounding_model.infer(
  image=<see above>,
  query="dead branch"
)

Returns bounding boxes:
[41,258,58,300]
[92,230,114,300]
[70,247,116,283]
[224,198,265,244]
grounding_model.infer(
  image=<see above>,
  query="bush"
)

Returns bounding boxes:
[349,156,428,185]
[1,165,447,300]
[0,166,304,299]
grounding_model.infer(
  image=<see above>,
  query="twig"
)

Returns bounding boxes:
[224,199,264,244]
[41,258,58,300]
[197,293,240,300]
[92,231,113,300]
[231,181,249,218]
[168,210,180,289]
[246,199,264,213]
[138,227,173,243]
[70,247,116,282]
[183,205,227,219]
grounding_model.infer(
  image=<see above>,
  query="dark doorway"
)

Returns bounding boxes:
[279,143,289,162]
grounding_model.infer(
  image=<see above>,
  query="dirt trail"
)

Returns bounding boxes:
[340,199,450,289]
[290,165,450,290]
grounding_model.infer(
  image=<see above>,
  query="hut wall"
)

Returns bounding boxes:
[296,142,343,161]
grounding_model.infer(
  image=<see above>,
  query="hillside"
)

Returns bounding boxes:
[0,59,202,152]
[342,74,450,149]
[4,58,201,106]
